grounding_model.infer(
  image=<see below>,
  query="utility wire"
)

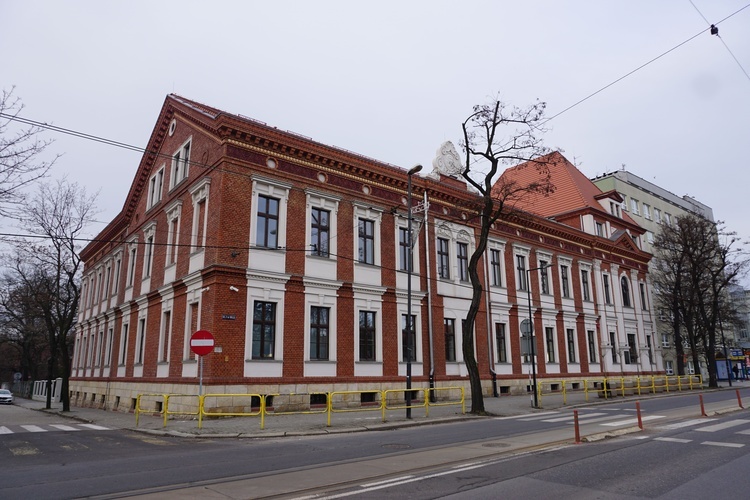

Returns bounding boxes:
[689,0,750,84]
[546,2,750,122]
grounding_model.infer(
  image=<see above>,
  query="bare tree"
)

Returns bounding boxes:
[652,214,747,388]
[0,87,56,214]
[9,178,97,410]
[0,273,50,387]
[459,96,553,414]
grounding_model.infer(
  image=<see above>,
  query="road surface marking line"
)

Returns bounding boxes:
[497,411,559,420]
[701,441,744,448]
[360,476,415,488]
[601,415,665,426]
[659,419,716,430]
[0,426,13,434]
[78,424,110,430]
[735,429,750,435]
[695,419,750,432]
[543,412,609,423]
[20,425,47,432]
[50,424,80,431]
[655,437,692,443]
[568,415,633,425]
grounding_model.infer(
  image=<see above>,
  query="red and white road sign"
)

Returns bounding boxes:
[190,330,215,356]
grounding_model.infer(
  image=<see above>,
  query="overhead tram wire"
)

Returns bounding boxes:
[689,0,750,84]
[545,2,750,123]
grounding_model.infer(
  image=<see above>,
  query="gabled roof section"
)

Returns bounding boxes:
[495,151,637,225]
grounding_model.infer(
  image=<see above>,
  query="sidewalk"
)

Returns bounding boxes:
[12,386,688,439]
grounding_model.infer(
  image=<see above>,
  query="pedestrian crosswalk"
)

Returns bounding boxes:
[0,423,111,435]
[498,409,667,428]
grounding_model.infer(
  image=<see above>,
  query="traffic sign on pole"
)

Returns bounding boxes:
[190,330,215,356]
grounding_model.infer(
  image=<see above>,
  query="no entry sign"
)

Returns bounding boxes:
[190,330,215,356]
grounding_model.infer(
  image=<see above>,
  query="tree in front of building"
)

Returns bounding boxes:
[7,178,97,410]
[651,214,747,388]
[459,96,553,414]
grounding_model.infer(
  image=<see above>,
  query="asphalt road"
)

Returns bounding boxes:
[2,390,749,499]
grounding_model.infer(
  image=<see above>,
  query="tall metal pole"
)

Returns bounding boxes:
[406,164,422,419]
[527,274,538,409]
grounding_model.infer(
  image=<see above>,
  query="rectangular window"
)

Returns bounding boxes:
[539,260,549,294]
[665,360,674,375]
[398,227,411,271]
[545,327,555,363]
[309,306,329,360]
[127,246,137,287]
[662,333,670,348]
[664,213,672,226]
[646,231,654,244]
[561,265,570,298]
[257,195,279,248]
[105,327,114,367]
[496,323,507,363]
[144,235,154,278]
[113,256,121,295]
[603,274,611,304]
[136,318,146,365]
[595,222,604,236]
[167,216,179,265]
[119,323,129,365]
[402,314,416,362]
[358,219,375,264]
[359,311,376,361]
[643,204,651,220]
[252,301,276,359]
[609,332,617,363]
[457,242,468,281]
[625,333,638,364]
[444,318,456,362]
[654,208,662,224]
[630,198,640,215]
[147,168,164,208]
[490,249,502,287]
[311,207,330,257]
[96,331,104,367]
[581,270,590,301]
[587,330,597,363]
[639,283,647,309]
[159,311,171,363]
[171,141,190,187]
[567,328,576,363]
[437,237,450,279]
[646,335,653,364]
[517,255,527,291]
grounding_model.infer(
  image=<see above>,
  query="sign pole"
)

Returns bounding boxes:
[199,355,203,396]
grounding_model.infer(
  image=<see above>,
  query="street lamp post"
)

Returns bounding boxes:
[525,264,548,409]
[406,164,422,419]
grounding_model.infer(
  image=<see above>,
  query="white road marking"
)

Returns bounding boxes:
[542,412,608,423]
[655,437,692,443]
[695,419,750,432]
[701,441,744,448]
[497,411,560,420]
[600,415,665,426]
[20,425,47,432]
[659,419,716,430]
[78,424,110,430]
[50,424,80,431]
[0,426,13,434]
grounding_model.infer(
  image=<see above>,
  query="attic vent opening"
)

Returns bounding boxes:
[266,158,277,169]
[168,119,176,136]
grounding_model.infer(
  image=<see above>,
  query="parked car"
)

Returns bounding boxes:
[0,389,13,404]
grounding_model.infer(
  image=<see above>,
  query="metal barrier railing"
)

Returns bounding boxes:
[535,374,705,406]
[137,386,466,430]
[199,393,265,429]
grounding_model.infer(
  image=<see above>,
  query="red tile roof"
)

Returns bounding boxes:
[494,151,637,225]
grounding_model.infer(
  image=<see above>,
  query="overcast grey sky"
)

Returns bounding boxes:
[3,1,749,244]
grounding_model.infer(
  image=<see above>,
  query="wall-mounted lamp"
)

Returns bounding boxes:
[229,286,239,292]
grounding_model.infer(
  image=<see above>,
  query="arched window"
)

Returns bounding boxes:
[621,276,631,307]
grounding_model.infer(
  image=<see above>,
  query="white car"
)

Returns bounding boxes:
[0,389,13,405]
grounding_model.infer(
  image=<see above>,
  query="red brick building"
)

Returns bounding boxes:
[70,95,660,409]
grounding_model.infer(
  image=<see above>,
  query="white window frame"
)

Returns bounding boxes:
[630,198,640,215]
[642,203,651,220]
[190,178,211,251]
[165,200,183,267]
[170,137,192,189]
[142,222,156,279]
[147,165,165,209]
[126,238,138,288]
